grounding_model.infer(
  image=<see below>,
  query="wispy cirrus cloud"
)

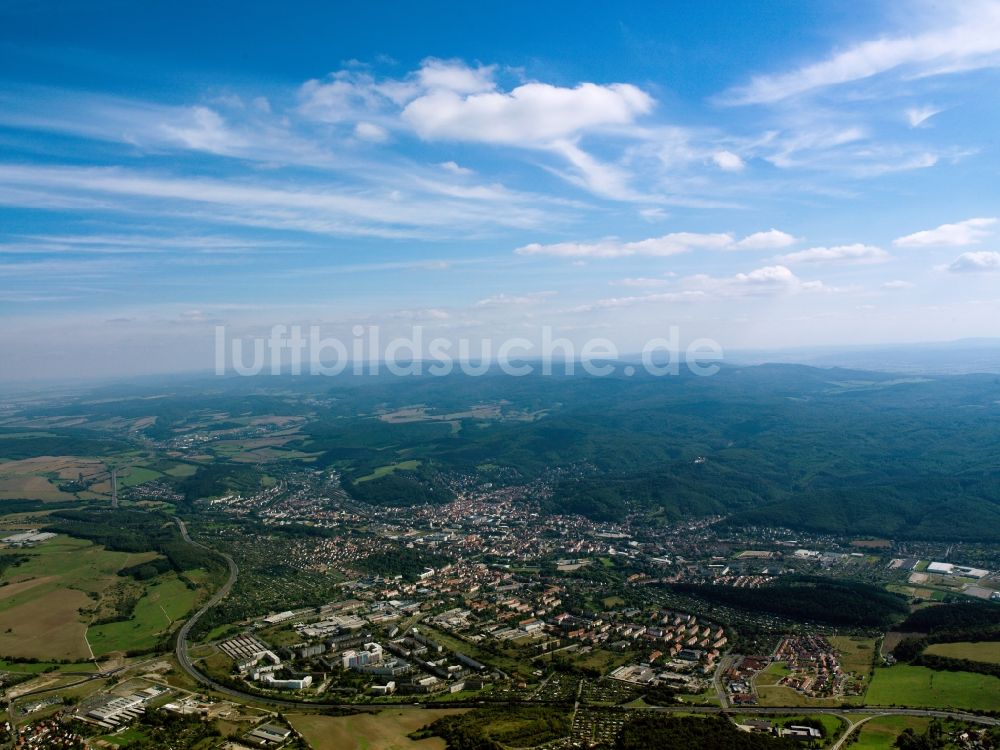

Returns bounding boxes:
[609,277,673,288]
[720,2,1000,105]
[575,263,831,312]
[906,105,943,127]
[474,291,557,307]
[0,163,563,239]
[515,229,796,259]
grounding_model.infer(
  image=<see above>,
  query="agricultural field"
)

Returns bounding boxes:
[865,665,1000,711]
[0,456,107,501]
[924,641,1000,665]
[0,535,158,660]
[287,708,466,750]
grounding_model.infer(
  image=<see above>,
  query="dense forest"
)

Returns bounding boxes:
[615,716,801,750]
[670,576,910,628]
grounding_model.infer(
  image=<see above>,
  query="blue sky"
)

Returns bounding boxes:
[2,0,1000,378]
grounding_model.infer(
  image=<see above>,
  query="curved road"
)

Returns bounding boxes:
[170,520,1000,724]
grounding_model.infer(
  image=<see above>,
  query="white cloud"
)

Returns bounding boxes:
[297,71,388,122]
[609,277,671,288]
[402,81,653,145]
[439,160,473,175]
[732,229,797,250]
[882,280,915,289]
[515,231,732,259]
[778,243,890,265]
[569,290,705,312]
[683,264,829,297]
[159,106,244,153]
[416,59,496,94]
[353,121,389,142]
[712,150,745,171]
[639,207,668,222]
[894,217,997,247]
[474,291,556,307]
[296,60,656,200]
[947,251,1000,273]
[906,105,943,127]
[516,228,796,258]
[721,3,1000,104]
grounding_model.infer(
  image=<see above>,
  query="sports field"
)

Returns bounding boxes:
[288,709,466,750]
[865,665,1000,711]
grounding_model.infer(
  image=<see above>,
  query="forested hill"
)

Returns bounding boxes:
[7,363,1000,540]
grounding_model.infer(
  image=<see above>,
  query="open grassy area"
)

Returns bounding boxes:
[0,535,158,660]
[849,715,931,749]
[865,665,1000,711]
[88,575,198,655]
[830,635,877,676]
[755,684,862,708]
[118,466,162,487]
[356,460,422,483]
[0,658,96,675]
[924,641,1000,665]
[288,708,466,750]
[755,661,791,687]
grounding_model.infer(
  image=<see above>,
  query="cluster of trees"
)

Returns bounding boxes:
[615,716,801,750]
[894,719,948,749]
[177,462,267,505]
[120,557,174,581]
[355,547,451,581]
[890,601,1000,678]
[46,509,217,573]
[670,576,909,628]
[0,553,29,577]
[898,601,1000,638]
[413,707,571,750]
[112,710,222,749]
[0,499,79,514]
[345,469,454,507]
